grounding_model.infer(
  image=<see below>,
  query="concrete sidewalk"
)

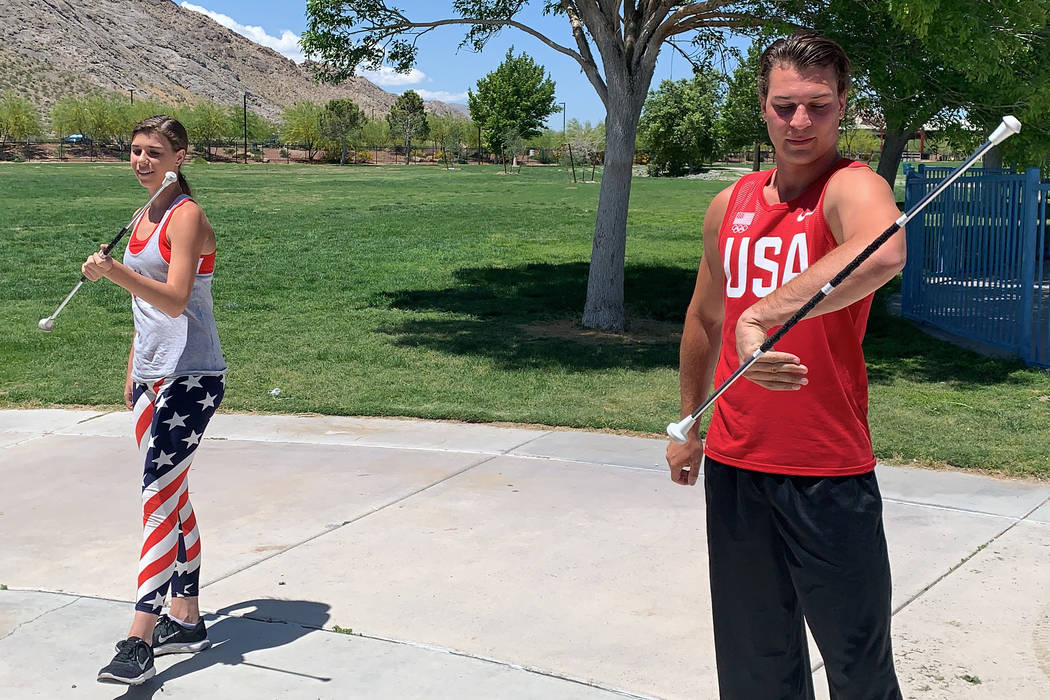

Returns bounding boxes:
[1,408,1048,699]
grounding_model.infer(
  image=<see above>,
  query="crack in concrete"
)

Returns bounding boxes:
[891,493,1050,620]
[228,611,660,700]
[199,452,501,589]
[0,595,79,642]
[343,629,662,700]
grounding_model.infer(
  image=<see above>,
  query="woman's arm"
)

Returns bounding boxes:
[81,203,214,318]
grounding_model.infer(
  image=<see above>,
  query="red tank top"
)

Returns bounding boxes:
[704,159,876,477]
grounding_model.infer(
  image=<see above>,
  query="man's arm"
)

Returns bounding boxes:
[736,167,905,376]
[666,186,730,486]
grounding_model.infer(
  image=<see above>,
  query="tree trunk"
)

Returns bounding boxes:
[876,127,911,191]
[752,142,761,171]
[983,145,1003,170]
[340,138,346,166]
[581,87,646,331]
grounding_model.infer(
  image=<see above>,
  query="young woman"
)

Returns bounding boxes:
[83,116,227,685]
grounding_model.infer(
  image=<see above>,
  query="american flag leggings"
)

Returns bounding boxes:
[131,374,224,614]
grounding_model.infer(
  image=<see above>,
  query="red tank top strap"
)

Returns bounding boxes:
[157,196,194,263]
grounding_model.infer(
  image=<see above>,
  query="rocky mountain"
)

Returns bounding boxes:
[0,0,467,123]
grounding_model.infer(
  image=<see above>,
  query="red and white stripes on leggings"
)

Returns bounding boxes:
[132,374,224,614]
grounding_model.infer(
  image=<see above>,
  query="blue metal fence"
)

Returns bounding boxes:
[901,165,1049,367]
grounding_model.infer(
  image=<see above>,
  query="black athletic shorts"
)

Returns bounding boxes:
[704,456,902,700]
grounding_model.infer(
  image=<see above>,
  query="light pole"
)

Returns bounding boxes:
[129,89,134,105]
[559,102,566,140]
[243,92,249,165]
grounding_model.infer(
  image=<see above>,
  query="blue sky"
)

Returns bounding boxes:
[179,1,726,127]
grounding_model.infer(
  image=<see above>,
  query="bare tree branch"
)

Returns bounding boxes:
[362,17,584,66]
[560,1,611,104]
[574,0,620,54]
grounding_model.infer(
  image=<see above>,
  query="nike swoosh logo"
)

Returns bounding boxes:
[797,211,815,222]
[157,633,178,644]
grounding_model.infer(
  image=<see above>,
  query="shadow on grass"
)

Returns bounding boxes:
[375,262,696,371]
[378,265,1028,383]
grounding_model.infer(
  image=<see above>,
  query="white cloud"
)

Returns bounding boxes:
[180,3,306,63]
[414,89,468,103]
[356,66,427,87]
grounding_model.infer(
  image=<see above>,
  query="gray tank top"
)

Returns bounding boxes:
[122,194,226,382]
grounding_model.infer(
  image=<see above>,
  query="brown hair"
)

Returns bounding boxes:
[757,31,851,101]
[132,115,192,196]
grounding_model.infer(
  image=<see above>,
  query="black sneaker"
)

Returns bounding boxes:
[97,637,155,685]
[152,613,211,656]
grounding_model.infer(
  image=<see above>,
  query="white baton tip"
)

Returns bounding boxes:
[989,116,1021,146]
[667,419,692,444]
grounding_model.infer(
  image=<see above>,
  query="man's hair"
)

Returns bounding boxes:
[757,31,851,100]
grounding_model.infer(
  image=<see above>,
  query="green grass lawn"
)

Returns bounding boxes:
[1,162,1047,477]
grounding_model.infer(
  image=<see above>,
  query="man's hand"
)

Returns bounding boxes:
[666,434,703,486]
[736,313,809,391]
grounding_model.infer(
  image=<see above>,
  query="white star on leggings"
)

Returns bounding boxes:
[197,393,217,410]
[182,430,201,448]
[181,376,204,391]
[153,450,175,468]
[162,412,187,430]
[146,593,166,611]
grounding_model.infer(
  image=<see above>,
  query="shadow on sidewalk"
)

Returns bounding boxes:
[112,599,331,699]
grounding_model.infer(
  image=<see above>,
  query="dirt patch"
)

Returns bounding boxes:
[519,317,681,345]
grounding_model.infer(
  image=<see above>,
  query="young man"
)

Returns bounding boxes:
[665,32,905,699]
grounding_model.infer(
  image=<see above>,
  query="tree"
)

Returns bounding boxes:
[360,116,391,157]
[321,98,365,165]
[718,42,766,171]
[281,101,324,160]
[0,92,42,146]
[497,126,526,172]
[639,71,721,176]
[51,94,126,156]
[566,119,605,179]
[430,114,472,169]
[183,101,233,160]
[838,127,881,162]
[387,90,429,164]
[110,99,179,152]
[780,0,1050,185]
[467,46,559,155]
[50,96,90,139]
[301,0,760,331]
[228,103,274,150]
[300,1,1050,327]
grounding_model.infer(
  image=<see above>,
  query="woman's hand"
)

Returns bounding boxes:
[123,376,135,409]
[81,245,114,281]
